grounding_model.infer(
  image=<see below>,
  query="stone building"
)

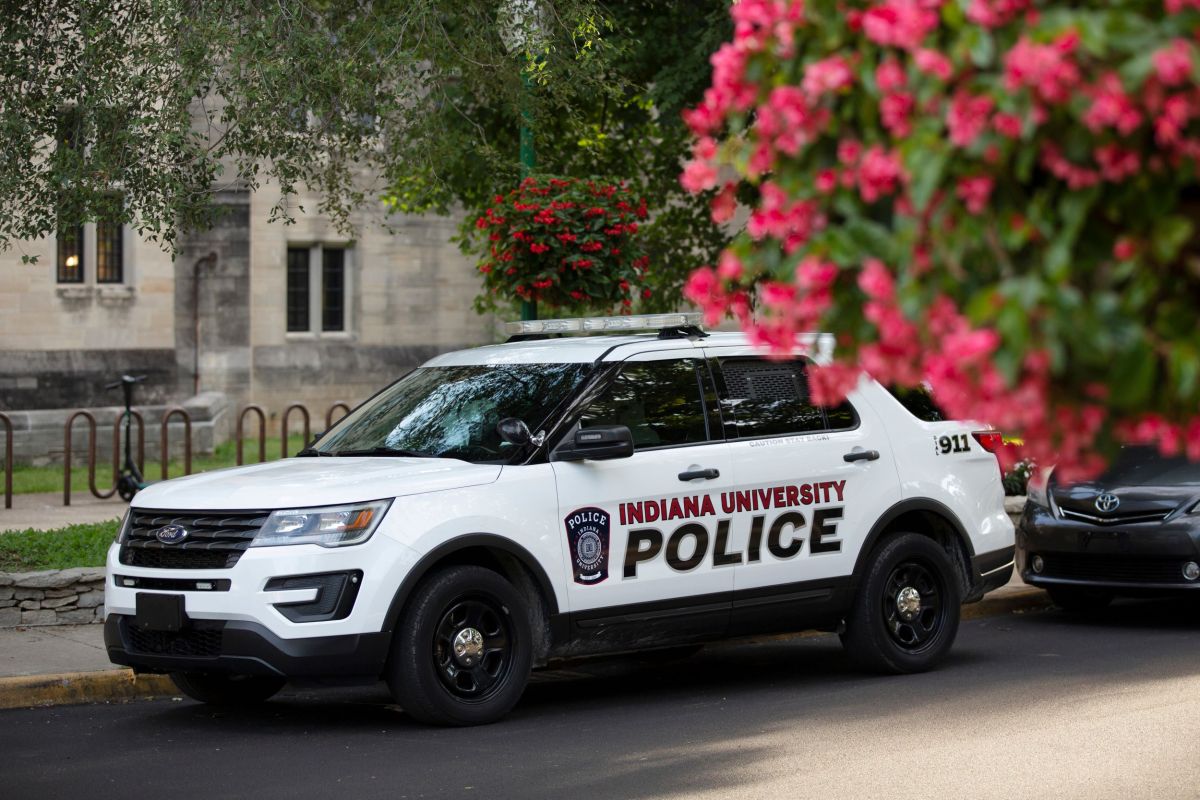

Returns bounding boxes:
[0,181,496,462]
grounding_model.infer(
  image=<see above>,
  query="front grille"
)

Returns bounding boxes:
[1059,508,1169,526]
[120,509,269,570]
[126,623,224,658]
[1040,553,1190,584]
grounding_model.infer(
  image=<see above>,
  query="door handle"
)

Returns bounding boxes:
[678,468,720,481]
[843,450,880,463]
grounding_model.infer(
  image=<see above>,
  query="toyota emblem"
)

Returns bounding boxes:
[1094,493,1120,514]
[155,524,190,544]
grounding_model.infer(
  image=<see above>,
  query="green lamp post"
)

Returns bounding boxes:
[502,0,543,322]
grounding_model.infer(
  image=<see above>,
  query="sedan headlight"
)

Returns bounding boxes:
[1027,466,1054,510]
[251,500,392,548]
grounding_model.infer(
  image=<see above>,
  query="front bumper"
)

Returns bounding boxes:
[1016,503,1200,593]
[105,614,390,677]
[104,519,422,677]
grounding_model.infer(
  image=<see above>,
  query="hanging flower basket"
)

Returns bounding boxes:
[471,176,651,312]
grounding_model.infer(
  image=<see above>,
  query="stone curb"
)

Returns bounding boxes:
[0,670,177,710]
[0,586,1052,711]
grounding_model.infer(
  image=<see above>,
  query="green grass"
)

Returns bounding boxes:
[0,520,120,571]
[7,434,308,495]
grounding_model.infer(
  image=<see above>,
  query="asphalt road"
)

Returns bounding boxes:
[4,599,1200,800]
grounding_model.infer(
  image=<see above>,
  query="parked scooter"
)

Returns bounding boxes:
[105,374,147,501]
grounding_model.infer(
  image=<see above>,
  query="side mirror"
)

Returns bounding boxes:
[552,425,634,462]
[497,417,533,446]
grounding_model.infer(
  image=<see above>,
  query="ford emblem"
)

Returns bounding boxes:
[1094,493,1120,514]
[155,524,190,545]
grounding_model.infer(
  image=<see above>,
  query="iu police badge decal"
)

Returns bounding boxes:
[565,506,610,585]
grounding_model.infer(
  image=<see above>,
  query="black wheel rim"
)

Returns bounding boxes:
[432,596,513,702]
[882,560,946,653]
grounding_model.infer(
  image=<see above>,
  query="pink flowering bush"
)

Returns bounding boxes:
[681,0,1200,479]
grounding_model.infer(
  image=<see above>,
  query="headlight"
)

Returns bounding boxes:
[251,500,392,548]
[115,509,132,543]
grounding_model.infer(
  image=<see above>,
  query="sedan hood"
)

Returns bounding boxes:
[132,457,502,511]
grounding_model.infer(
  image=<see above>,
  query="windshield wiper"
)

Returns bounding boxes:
[295,448,333,457]
[331,446,430,458]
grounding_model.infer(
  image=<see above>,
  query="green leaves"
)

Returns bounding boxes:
[0,0,627,249]
[1150,215,1194,263]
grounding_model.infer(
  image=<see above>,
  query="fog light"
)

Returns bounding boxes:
[1183,562,1199,581]
[1031,555,1045,574]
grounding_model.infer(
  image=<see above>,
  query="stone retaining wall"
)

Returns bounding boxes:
[0,568,106,627]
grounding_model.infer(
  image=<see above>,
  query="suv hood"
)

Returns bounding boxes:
[131,457,503,511]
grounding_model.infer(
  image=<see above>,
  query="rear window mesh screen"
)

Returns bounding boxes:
[718,358,858,436]
[721,362,803,401]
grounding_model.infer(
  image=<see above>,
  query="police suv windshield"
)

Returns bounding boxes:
[310,363,589,463]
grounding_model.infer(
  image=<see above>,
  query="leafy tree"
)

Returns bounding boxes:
[391,0,735,312]
[682,0,1200,477]
[0,0,622,254]
[2,0,735,312]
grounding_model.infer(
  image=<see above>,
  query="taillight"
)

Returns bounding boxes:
[973,431,1005,477]
[972,431,1003,453]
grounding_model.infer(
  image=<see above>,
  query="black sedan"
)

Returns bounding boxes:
[1017,447,1200,611]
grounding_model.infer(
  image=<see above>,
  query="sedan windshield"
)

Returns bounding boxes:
[311,363,589,463]
[1098,446,1200,486]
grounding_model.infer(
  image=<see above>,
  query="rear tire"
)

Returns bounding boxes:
[169,672,285,705]
[840,533,962,674]
[1047,586,1113,613]
[387,565,532,726]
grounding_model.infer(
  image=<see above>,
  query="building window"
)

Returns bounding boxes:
[57,225,84,283]
[287,244,350,334]
[96,214,123,283]
[322,248,345,332]
[286,247,310,332]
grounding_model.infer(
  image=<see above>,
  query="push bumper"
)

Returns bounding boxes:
[105,614,391,678]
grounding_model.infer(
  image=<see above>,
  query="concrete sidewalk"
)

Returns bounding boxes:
[1,491,127,532]
[0,573,1050,710]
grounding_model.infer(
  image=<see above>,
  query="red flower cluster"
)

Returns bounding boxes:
[470,176,650,312]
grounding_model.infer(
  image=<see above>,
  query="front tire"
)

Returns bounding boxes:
[841,533,962,674]
[169,672,285,705]
[387,565,532,726]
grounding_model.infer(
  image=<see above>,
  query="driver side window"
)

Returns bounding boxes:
[579,359,710,450]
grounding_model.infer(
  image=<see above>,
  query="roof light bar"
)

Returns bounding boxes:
[504,313,704,336]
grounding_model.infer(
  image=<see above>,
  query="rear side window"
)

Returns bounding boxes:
[716,358,857,438]
[580,359,710,449]
[888,385,946,422]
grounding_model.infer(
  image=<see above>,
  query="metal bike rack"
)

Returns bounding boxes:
[160,407,194,480]
[236,405,267,466]
[63,410,143,505]
[325,401,351,429]
[0,413,11,510]
[281,404,311,458]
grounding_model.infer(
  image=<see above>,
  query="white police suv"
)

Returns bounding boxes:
[105,314,1014,725]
